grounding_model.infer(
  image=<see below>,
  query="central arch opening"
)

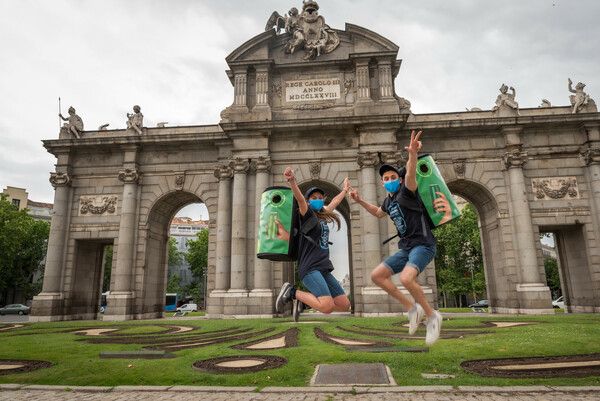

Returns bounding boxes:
[144,191,207,317]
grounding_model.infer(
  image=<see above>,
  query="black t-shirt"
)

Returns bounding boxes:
[381,183,437,250]
[297,207,334,280]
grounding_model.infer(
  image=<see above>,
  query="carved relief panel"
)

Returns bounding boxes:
[531,177,580,200]
[79,195,118,216]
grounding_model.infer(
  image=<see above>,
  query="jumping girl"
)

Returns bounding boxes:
[275,167,351,322]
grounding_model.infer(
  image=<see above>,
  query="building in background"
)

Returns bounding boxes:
[168,217,209,289]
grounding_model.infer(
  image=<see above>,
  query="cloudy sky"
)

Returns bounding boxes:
[1,0,598,206]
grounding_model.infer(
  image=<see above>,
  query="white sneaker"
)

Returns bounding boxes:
[425,310,443,346]
[408,303,425,335]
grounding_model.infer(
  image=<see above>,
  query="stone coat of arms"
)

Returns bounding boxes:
[266,1,340,60]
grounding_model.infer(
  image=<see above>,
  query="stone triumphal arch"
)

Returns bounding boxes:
[31,2,600,321]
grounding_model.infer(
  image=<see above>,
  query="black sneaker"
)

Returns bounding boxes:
[276,282,293,313]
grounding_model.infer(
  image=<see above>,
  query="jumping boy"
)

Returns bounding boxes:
[348,131,443,345]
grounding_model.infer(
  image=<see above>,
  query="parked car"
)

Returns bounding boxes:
[552,296,564,309]
[177,303,198,313]
[468,300,489,308]
[0,304,31,315]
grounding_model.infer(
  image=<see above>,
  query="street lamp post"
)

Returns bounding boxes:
[468,260,477,303]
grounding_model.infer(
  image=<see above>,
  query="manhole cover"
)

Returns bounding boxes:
[312,363,395,385]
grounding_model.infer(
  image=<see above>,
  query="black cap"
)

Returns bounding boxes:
[305,186,325,199]
[378,164,401,177]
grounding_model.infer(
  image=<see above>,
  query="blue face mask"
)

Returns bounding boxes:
[384,179,400,194]
[309,199,324,211]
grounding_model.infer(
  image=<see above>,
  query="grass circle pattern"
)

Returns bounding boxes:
[0,359,53,375]
[461,353,600,378]
[192,355,288,374]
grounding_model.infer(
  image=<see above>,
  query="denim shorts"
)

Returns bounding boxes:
[302,270,346,298]
[382,244,436,275]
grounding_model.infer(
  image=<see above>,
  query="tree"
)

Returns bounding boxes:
[0,194,50,302]
[433,203,484,307]
[544,257,561,297]
[166,273,183,294]
[168,237,183,266]
[184,229,209,304]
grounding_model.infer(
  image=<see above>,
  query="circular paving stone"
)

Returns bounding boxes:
[192,355,287,374]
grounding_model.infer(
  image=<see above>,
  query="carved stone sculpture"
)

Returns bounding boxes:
[126,105,144,135]
[492,84,520,116]
[540,99,552,108]
[532,177,579,200]
[59,106,83,139]
[568,78,596,114]
[266,1,339,60]
[80,196,118,215]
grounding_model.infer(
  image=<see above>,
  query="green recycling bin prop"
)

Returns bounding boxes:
[257,186,297,261]
[416,154,462,227]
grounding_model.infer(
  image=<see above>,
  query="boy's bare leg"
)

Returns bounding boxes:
[370,264,414,310]
[399,266,434,318]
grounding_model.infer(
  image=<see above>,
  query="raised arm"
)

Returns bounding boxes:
[326,177,349,212]
[347,182,386,218]
[284,167,308,216]
[404,130,422,194]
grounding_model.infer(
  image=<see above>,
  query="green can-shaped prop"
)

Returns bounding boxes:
[416,154,462,227]
[257,186,298,261]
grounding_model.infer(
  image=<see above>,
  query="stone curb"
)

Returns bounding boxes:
[168,386,258,392]
[2,384,600,393]
[457,386,553,392]
[112,385,172,391]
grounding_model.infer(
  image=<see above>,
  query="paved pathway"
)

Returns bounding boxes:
[1,385,598,400]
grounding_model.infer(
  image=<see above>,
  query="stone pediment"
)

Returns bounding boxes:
[226,23,399,66]
[221,21,410,124]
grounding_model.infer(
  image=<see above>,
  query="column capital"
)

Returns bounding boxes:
[380,151,404,166]
[250,156,272,173]
[230,158,250,174]
[581,146,600,166]
[214,165,233,180]
[502,150,528,170]
[357,152,380,168]
[49,172,72,188]
[118,168,140,183]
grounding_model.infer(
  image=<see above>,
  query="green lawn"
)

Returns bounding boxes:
[0,314,598,388]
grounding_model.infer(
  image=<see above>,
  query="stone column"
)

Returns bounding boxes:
[251,156,272,294]
[502,129,552,313]
[41,171,72,294]
[355,60,371,101]
[357,152,382,271]
[229,157,250,292]
[30,164,72,321]
[378,60,394,99]
[233,69,249,112]
[251,66,272,120]
[581,124,600,312]
[106,145,139,320]
[213,165,233,292]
